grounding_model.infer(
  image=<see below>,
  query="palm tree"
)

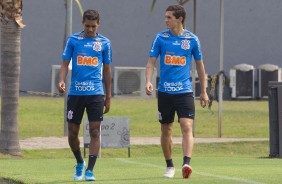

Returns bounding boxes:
[0,0,25,156]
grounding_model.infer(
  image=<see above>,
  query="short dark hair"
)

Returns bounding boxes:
[83,9,100,22]
[166,5,186,25]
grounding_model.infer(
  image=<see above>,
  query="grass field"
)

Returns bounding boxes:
[17,96,269,138]
[0,96,278,183]
[0,142,281,184]
[1,156,282,184]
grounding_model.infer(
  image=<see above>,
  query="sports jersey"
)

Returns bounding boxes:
[149,29,203,94]
[62,31,112,96]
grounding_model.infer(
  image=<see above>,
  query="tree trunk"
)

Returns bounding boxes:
[0,20,21,156]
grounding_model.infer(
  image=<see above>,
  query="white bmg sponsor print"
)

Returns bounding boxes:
[164,81,183,92]
[75,81,95,91]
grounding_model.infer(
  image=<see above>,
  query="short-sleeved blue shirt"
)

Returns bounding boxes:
[62,31,112,96]
[149,29,203,94]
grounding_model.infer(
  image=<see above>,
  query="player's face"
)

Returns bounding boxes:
[165,11,181,30]
[82,19,100,38]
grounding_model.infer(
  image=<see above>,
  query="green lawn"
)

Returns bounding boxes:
[16,96,269,138]
[0,142,280,184]
[0,96,275,184]
[2,156,281,184]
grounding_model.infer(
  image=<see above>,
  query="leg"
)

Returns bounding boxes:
[68,122,85,181]
[66,95,85,163]
[179,118,194,158]
[180,117,193,179]
[161,123,175,178]
[88,121,101,156]
[68,122,81,152]
[158,92,175,178]
[84,95,104,181]
[85,121,101,181]
[161,123,174,160]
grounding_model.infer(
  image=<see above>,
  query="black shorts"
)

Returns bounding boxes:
[66,95,104,124]
[158,92,195,124]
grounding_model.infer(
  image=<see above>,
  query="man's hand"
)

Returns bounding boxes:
[145,82,154,96]
[58,81,66,93]
[103,97,111,114]
[199,92,210,108]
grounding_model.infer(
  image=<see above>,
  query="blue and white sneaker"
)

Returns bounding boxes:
[74,161,85,181]
[85,169,96,181]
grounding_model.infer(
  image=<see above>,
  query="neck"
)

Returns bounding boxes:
[83,31,97,38]
[170,26,184,36]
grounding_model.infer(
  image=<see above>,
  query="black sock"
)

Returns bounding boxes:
[87,155,98,171]
[72,149,84,163]
[183,156,191,166]
[166,159,174,167]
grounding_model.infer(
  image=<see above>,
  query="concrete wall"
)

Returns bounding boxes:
[16,0,282,93]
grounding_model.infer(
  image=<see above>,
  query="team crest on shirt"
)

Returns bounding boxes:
[93,42,102,51]
[181,40,190,50]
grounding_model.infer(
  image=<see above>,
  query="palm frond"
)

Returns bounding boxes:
[73,0,84,16]
[150,0,157,14]
[177,0,191,5]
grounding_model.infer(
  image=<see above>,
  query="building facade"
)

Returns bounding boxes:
[1,0,281,95]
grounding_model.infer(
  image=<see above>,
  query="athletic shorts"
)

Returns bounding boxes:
[66,95,104,124]
[158,92,195,124]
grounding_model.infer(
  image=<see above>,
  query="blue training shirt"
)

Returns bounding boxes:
[62,31,112,96]
[149,29,203,94]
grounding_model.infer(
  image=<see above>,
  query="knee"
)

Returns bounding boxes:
[68,124,80,141]
[161,124,173,136]
[68,132,78,142]
[181,121,193,133]
[89,128,100,140]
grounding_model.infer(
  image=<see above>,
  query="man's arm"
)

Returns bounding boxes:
[103,64,112,113]
[58,60,71,93]
[195,60,209,108]
[145,57,157,96]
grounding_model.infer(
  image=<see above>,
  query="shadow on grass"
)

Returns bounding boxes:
[36,177,164,184]
[258,155,282,159]
[39,181,80,184]
[0,178,23,184]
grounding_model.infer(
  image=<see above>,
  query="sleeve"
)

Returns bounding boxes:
[103,40,112,64]
[192,36,203,61]
[149,34,160,58]
[62,37,73,61]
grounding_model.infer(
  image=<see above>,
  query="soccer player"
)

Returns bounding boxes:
[145,5,209,179]
[58,9,112,181]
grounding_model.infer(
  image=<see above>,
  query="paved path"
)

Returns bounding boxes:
[19,137,268,150]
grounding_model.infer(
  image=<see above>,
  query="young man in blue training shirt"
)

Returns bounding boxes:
[145,5,209,179]
[58,9,112,181]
